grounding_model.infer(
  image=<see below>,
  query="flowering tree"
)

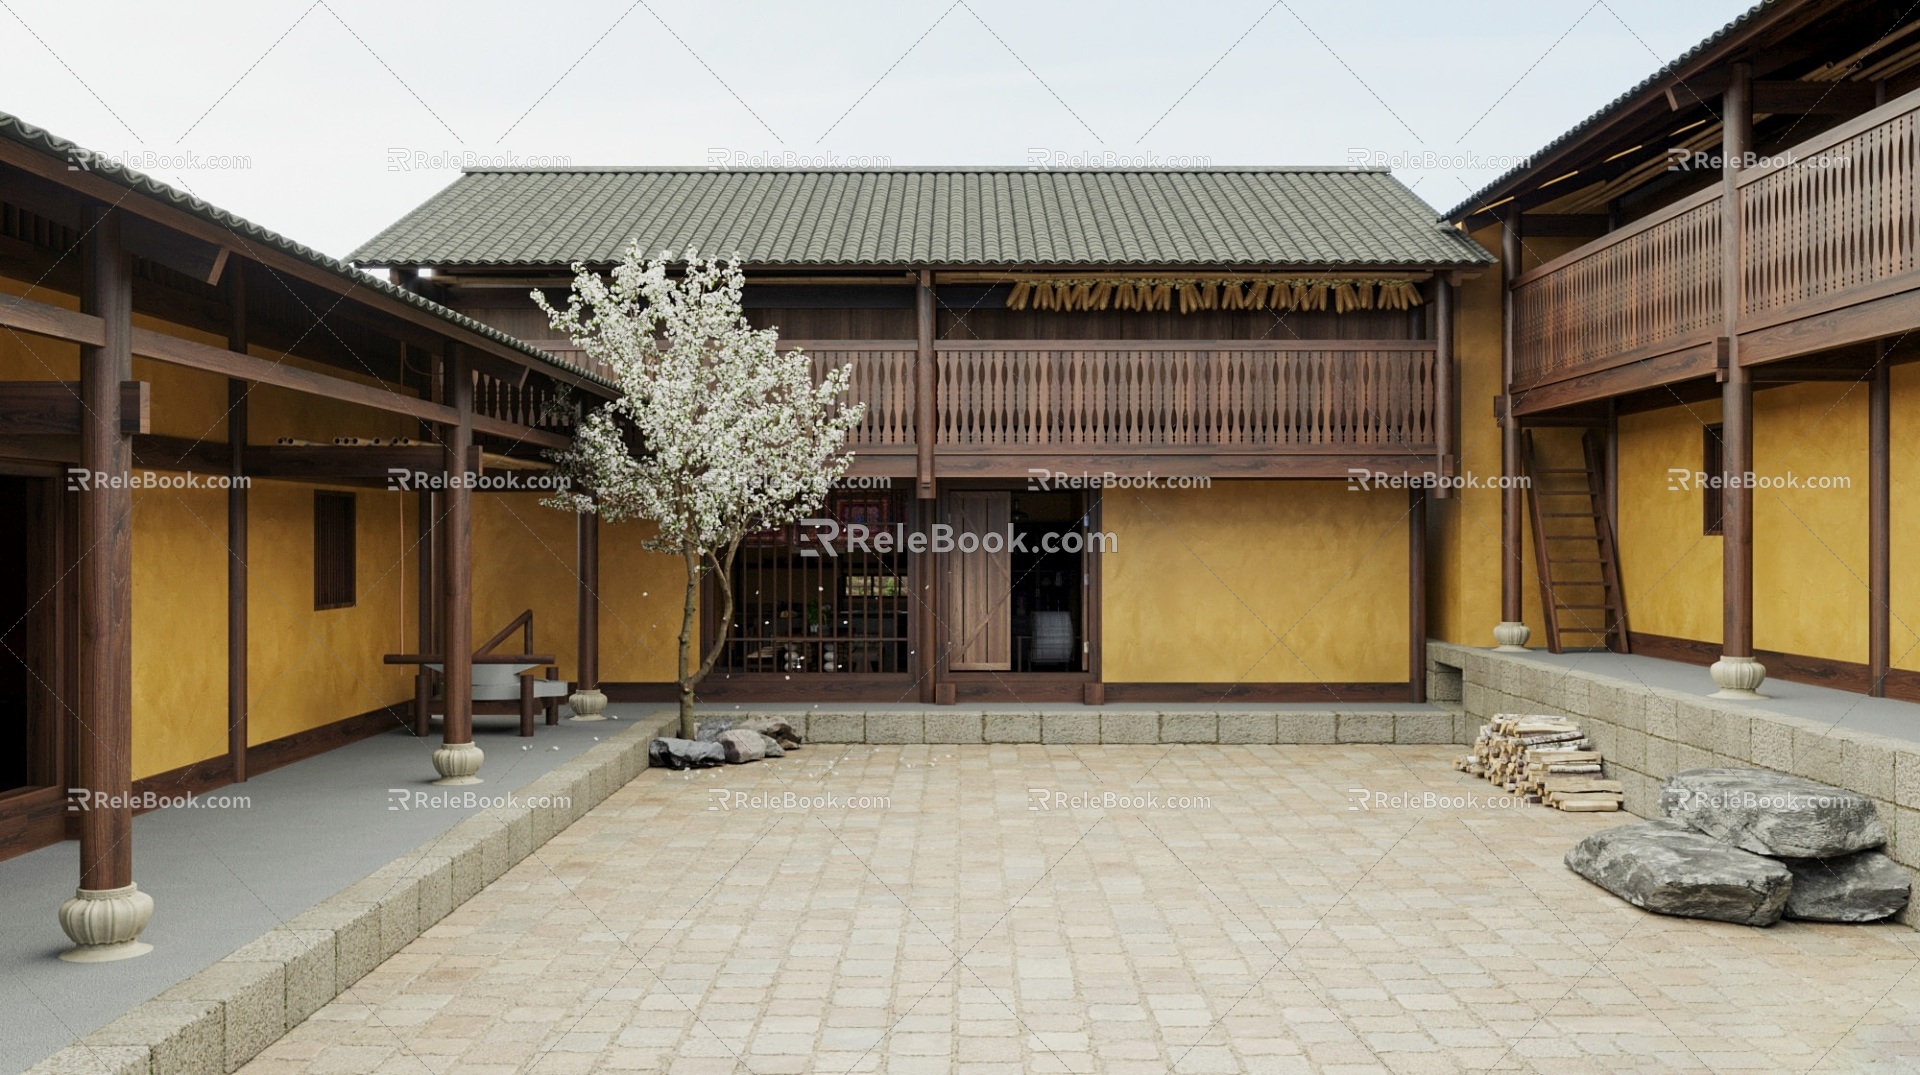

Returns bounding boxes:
[536,246,862,737]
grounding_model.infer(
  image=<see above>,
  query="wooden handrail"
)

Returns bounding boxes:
[1510,184,1723,290]
[383,653,556,665]
[476,609,535,657]
[1735,82,1920,189]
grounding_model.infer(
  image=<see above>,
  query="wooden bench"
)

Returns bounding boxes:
[386,610,570,738]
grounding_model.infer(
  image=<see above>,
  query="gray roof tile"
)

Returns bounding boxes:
[352,168,1490,269]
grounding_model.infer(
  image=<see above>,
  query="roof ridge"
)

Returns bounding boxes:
[459,165,1391,175]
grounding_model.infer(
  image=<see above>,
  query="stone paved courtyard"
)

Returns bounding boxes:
[237,744,1920,1074]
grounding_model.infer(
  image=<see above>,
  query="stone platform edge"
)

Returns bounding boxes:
[727,708,1469,746]
[28,711,677,1075]
[1428,640,1920,927]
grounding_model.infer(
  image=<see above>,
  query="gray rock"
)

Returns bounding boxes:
[1660,768,1886,858]
[1565,819,1792,926]
[759,734,785,758]
[648,737,726,769]
[717,729,767,763]
[740,718,802,749]
[1781,850,1911,922]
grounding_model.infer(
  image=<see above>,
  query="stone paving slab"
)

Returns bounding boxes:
[228,743,1920,1075]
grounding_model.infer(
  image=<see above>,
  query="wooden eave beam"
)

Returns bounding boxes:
[244,443,482,480]
[1752,79,1879,114]
[0,380,148,434]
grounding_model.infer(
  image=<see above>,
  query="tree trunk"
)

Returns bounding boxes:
[678,547,698,738]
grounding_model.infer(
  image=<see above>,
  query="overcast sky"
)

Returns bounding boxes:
[2,0,1750,259]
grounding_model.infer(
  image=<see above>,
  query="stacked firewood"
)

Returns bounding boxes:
[1455,714,1622,812]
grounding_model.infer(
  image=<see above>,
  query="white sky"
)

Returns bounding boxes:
[0,0,1751,259]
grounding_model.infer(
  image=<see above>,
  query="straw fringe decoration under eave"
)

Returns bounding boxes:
[1003,276,1423,314]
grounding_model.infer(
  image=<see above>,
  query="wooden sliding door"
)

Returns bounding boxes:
[945,490,1011,670]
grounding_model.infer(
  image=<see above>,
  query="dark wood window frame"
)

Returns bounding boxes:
[314,491,357,610]
[1703,422,1725,536]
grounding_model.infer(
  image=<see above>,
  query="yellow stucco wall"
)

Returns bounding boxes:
[1616,382,1876,664]
[1102,481,1411,683]
[1892,364,1920,673]
[130,485,230,776]
[594,520,687,683]
[473,493,580,678]
[242,480,419,751]
[1617,398,1724,644]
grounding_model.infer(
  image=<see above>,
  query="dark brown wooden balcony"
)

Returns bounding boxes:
[805,339,1440,478]
[1509,86,1920,412]
[536,337,1443,478]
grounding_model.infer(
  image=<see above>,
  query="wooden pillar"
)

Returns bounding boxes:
[914,270,941,703]
[59,205,152,961]
[915,269,935,499]
[917,497,942,704]
[433,345,481,782]
[1870,345,1890,697]
[1410,488,1427,702]
[1433,276,1455,499]
[1495,216,1528,650]
[226,266,248,782]
[578,510,600,690]
[567,504,610,718]
[1712,62,1765,698]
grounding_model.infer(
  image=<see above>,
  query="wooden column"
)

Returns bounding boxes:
[59,205,152,961]
[412,349,437,736]
[1410,488,1428,702]
[226,266,249,782]
[1496,217,1528,648]
[1714,62,1763,697]
[577,508,599,691]
[79,207,133,890]
[914,270,940,703]
[915,269,936,499]
[1434,276,1455,499]
[433,344,480,782]
[917,496,941,703]
[1870,345,1890,697]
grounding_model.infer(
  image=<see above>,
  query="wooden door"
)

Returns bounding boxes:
[945,491,1011,670]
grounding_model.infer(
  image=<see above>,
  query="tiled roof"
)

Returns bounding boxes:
[352,168,1491,269]
[1442,0,1781,221]
[0,110,611,388]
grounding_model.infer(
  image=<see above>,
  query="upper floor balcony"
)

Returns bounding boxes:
[546,338,1444,480]
[1510,85,1920,412]
[832,339,1440,478]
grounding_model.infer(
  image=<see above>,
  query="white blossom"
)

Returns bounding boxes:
[536,246,862,734]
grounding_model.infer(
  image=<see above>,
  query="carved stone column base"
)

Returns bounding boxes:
[568,687,609,721]
[1709,654,1768,699]
[58,883,154,962]
[1492,621,1531,652]
[432,741,485,785]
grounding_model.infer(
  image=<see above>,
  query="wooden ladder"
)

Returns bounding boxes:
[1521,428,1631,654]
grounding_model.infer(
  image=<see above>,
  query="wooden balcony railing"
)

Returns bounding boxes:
[1511,85,1920,391]
[1738,93,1920,328]
[787,340,1437,453]
[1511,187,1723,389]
